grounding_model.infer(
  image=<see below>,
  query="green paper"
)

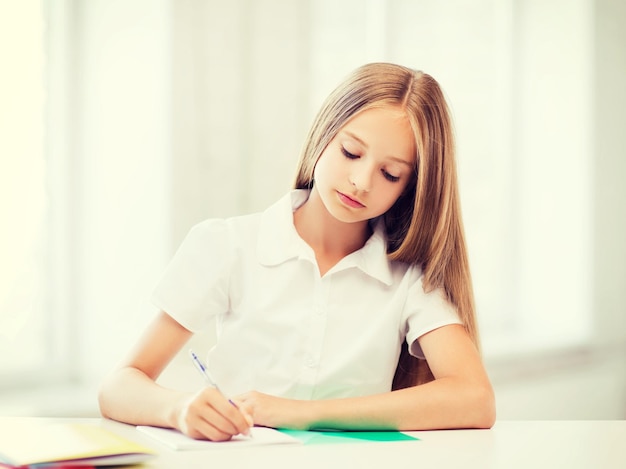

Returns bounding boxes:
[278,429,419,445]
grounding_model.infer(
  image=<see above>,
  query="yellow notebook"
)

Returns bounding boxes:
[0,419,156,467]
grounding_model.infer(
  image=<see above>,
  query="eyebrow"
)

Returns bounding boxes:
[343,131,413,167]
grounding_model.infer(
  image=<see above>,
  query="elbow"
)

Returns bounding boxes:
[97,382,111,419]
[470,383,496,429]
[97,374,117,420]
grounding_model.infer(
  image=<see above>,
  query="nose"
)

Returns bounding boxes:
[349,163,374,192]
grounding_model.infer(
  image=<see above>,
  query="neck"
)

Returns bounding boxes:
[294,189,371,266]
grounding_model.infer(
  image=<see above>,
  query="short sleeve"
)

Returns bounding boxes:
[403,277,462,359]
[150,219,232,332]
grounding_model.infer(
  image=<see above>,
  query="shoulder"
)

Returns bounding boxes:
[383,256,422,289]
[184,191,298,252]
[405,268,453,308]
[392,263,457,318]
[186,211,263,244]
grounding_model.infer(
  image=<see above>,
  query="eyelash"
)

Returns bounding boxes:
[341,147,359,160]
[383,171,400,183]
[341,147,400,183]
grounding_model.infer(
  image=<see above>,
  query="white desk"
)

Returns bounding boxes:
[4,418,623,468]
[95,419,624,469]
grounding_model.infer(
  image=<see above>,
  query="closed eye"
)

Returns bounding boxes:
[382,169,400,182]
[343,147,400,182]
[341,147,359,159]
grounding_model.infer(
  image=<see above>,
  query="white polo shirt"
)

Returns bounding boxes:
[151,190,461,400]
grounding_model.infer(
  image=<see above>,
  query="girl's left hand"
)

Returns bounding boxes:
[234,391,311,430]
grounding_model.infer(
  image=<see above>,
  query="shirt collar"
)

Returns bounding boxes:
[257,190,394,286]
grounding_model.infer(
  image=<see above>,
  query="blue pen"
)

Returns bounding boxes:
[188,350,238,407]
[188,350,253,438]
[189,350,252,438]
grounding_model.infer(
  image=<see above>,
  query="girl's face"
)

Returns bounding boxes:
[313,105,416,224]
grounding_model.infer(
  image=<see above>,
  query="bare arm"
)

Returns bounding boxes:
[236,324,495,431]
[98,311,252,441]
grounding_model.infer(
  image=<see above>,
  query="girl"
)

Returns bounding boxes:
[98,63,495,441]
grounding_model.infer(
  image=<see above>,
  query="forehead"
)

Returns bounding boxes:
[339,106,416,164]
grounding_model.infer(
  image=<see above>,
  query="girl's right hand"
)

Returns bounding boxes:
[175,387,254,441]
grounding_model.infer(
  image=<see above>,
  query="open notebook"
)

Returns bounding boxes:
[137,425,419,450]
[0,419,156,467]
[137,425,301,450]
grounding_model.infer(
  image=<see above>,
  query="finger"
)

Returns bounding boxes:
[215,398,254,436]
[191,414,236,442]
[185,399,242,441]
[243,410,254,428]
[200,388,253,436]
[182,390,239,440]
[231,398,255,427]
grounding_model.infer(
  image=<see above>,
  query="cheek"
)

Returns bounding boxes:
[312,152,334,183]
[379,184,409,210]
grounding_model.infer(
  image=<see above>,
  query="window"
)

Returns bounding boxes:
[0,1,595,399]
[308,0,593,357]
[0,0,51,384]
[0,0,77,391]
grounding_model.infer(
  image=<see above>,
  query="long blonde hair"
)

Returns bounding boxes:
[293,63,478,389]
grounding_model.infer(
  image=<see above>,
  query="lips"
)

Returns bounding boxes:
[337,191,365,208]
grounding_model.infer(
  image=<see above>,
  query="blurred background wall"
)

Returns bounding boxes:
[1,0,624,419]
